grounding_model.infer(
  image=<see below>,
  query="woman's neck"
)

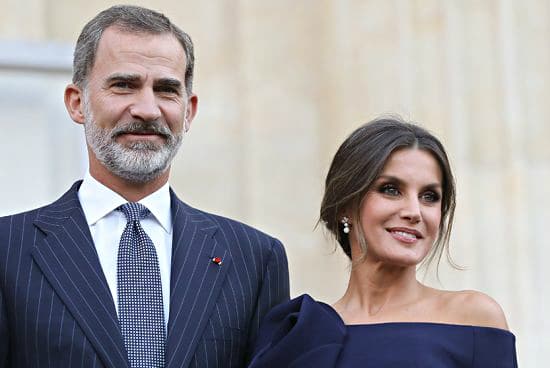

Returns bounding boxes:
[333,261,426,324]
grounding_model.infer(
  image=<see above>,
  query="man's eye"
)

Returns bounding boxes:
[379,184,399,196]
[112,82,131,89]
[156,86,179,95]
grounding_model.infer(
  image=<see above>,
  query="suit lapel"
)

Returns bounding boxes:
[31,182,129,368]
[165,192,232,368]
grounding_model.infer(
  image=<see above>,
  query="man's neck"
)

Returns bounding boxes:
[89,165,170,203]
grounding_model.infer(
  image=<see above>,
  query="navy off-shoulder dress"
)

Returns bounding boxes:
[249,294,518,368]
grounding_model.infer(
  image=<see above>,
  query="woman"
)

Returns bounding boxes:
[249,117,518,367]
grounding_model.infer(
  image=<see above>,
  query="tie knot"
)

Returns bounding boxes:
[119,202,150,222]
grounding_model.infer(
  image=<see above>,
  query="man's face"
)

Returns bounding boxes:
[80,27,196,183]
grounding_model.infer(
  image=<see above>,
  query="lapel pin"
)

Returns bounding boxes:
[211,257,223,266]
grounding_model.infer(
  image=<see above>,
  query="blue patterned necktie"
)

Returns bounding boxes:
[117,202,166,368]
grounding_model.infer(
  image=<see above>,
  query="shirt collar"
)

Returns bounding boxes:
[78,171,172,234]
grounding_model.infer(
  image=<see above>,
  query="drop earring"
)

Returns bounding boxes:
[341,216,351,234]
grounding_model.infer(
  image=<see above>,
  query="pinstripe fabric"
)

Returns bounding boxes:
[0,181,290,368]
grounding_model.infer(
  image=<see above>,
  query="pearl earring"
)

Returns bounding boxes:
[341,216,351,234]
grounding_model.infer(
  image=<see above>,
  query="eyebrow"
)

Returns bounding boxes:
[104,74,183,92]
[104,73,141,85]
[154,78,183,92]
[376,175,442,190]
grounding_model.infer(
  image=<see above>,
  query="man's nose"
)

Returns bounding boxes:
[129,89,161,121]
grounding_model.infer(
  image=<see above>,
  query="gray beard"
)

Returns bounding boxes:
[83,103,183,184]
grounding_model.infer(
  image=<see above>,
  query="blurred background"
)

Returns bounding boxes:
[1,0,548,366]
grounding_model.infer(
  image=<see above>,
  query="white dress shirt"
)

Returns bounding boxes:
[78,172,172,327]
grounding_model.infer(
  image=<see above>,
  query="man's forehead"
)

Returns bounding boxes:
[96,26,185,60]
[101,25,174,43]
[90,27,187,79]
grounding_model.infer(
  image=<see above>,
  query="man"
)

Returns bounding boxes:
[0,5,289,368]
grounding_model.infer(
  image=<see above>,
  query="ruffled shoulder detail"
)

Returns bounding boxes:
[472,326,518,367]
[248,294,346,368]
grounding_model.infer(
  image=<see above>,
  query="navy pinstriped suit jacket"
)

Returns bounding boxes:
[0,181,290,368]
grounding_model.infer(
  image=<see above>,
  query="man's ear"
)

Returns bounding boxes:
[64,84,86,124]
[184,94,198,131]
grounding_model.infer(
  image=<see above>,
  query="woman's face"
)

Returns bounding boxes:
[353,148,443,266]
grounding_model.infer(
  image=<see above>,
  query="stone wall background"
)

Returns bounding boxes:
[1,1,549,366]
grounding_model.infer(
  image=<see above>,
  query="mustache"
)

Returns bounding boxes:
[110,121,173,139]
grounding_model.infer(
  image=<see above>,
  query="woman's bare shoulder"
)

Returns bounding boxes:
[437,289,509,330]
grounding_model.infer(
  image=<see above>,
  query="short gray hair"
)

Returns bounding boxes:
[73,5,195,95]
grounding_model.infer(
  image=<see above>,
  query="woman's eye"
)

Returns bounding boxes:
[421,191,440,203]
[380,184,399,196]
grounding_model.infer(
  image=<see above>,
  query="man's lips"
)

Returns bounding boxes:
[115,131,168,139]
[386,227,423,244]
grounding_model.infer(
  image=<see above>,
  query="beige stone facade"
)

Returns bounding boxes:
[1,1,549,366]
